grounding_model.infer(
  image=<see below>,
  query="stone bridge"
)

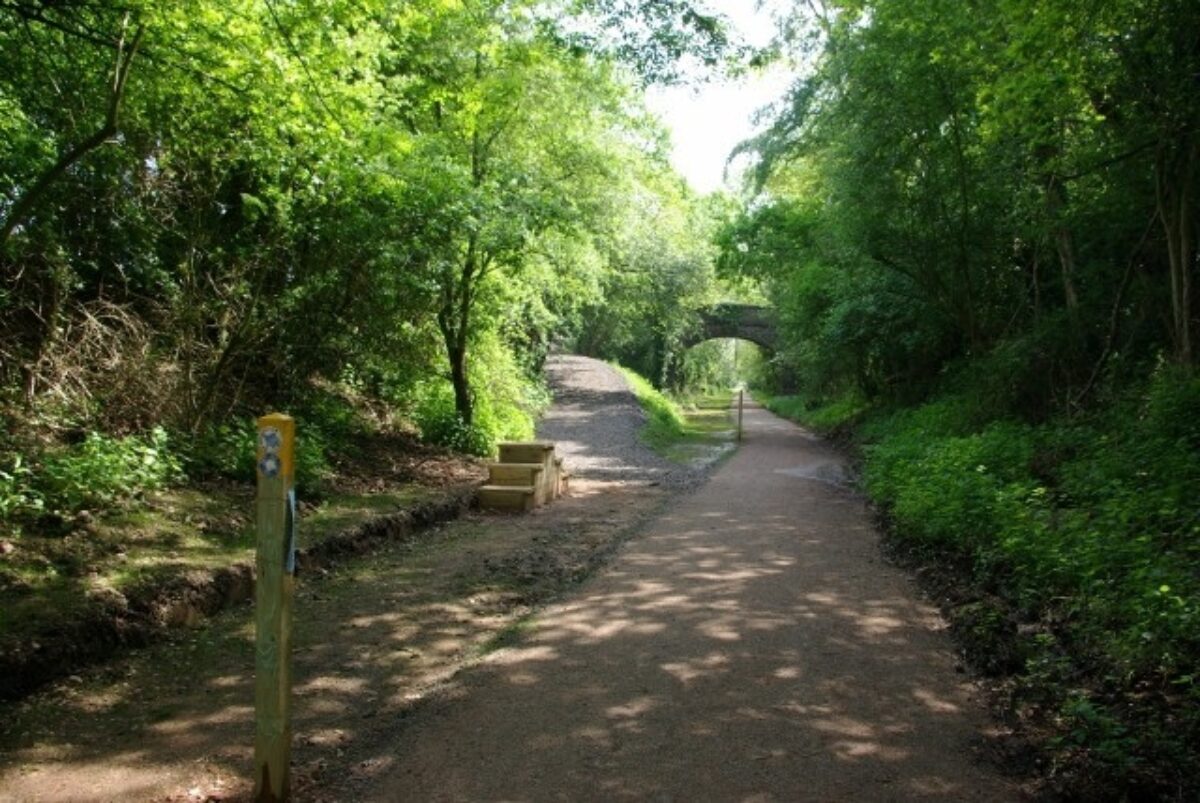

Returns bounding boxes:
[687,304,777,352]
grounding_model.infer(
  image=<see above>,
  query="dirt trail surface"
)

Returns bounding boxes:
[329,394,1020,802]
[536,355,704,489]
[0,357,686,802]
[0,357,1017,802]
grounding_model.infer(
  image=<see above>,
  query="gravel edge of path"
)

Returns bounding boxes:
[535,354,715,491]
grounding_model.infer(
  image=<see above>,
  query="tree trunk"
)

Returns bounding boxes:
[19,263,69,406]
[436,303,474,426]
[1035,142,1080,322]
[1054,222,1080,316]
[1030,245,1041,318]
[437,235,481,426]
[1156,137,1197,367]
[938,73,980,350]
[448,340,473,424]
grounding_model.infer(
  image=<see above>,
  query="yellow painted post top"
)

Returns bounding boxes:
[257,413,295,494]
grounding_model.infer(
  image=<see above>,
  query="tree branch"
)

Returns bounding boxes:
[0,16,145,246]
[0,2,249,95]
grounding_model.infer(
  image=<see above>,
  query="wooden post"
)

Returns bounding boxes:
[738,389,745,442]
[254,414,296,802]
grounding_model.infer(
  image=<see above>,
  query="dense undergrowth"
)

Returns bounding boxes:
[0,349,543,669]
[762,364,1200,797]
[0,342,546,542]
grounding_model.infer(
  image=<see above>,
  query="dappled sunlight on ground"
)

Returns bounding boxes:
[0,480,669,802]
[337,399,1016,802]
[0,363,1015,802]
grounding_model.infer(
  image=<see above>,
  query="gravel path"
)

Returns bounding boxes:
[0,355,1015,802]
[356,374,1019,801]
[536,354,705,489]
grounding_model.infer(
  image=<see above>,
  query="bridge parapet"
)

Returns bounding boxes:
[690,304,777,351]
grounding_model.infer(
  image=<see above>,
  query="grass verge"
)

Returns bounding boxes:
[758,392,870,436]
[613,365,687,451]
[614,365,736,463]
[0,430,484,701]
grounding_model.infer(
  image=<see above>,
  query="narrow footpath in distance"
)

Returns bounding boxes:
[331,388,1021,801]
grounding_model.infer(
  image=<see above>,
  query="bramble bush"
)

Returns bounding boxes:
[183,415,333,497]
[184,419,258,482]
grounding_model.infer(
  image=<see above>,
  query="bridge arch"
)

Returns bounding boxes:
[685,304,777,353]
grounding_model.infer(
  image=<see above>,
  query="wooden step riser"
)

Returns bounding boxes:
[487,463,544,486]
[489,478,541,489]
[479,486,536,513]
[499,444,555,464]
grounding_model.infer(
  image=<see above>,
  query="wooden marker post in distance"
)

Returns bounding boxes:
[738,388,745,442]
[254,414,296,802]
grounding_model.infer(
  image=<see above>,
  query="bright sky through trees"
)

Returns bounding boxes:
[645,0,792,194]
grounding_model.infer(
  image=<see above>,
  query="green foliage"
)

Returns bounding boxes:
[576,171,723,385]
[802,396,870,432]
[865,421,1037,550]
[850,367,1200,790]
[0,0,724,512]
[39,429,182,514]
[760,394,808,423]
[414,386,496,457]
[727,0,1200,400]
[761,393,869,435]
[0,455,43,525]
[860,370,1200,655]
[291,428,333,499]
[680,339,766,394]
[295,389,369,445]
[1057,693,1140,779]
[412,334,549,457]
[725,0,1200,791]
[471,334,552,444]
[614,363,687,449]
[184,415,331,498]
[572,0,743,85]
[184,420,259,484]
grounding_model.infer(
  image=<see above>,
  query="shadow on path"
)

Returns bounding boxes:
[339,396,1019,801]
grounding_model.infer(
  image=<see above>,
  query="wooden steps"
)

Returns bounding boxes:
[498,441,554,464]
[488,462,545,486]
[479,442,570,513]
[477,485,536,512]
